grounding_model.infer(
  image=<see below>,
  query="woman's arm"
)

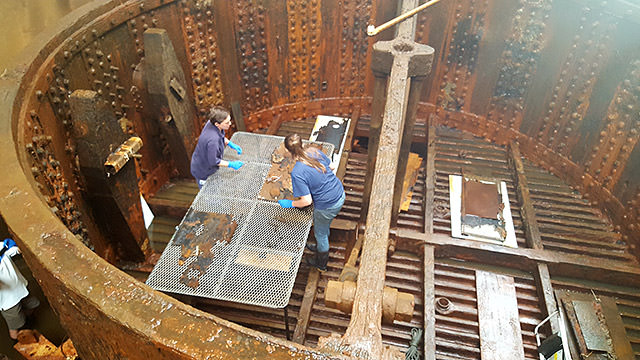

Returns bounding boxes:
[292,194,313,207]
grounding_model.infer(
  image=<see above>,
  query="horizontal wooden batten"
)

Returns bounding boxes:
[396,230,640,288]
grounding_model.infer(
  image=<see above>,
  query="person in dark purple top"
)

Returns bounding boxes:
[277,133,345,271]
[190,107,244,188]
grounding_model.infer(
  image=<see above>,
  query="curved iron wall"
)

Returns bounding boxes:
[0,0,639,357]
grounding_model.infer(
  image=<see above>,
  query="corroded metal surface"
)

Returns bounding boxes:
[1,0,640,358]
[174,210,236,288]
[259,143,296,201]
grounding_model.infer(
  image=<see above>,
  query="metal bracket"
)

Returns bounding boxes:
[169,77,185,100]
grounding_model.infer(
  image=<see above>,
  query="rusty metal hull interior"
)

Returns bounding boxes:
[0,0,639,358]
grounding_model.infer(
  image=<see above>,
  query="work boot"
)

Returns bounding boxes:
[306,251,329,271]
[305,242,317,252]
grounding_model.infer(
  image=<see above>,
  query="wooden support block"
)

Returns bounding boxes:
[327,280,414,324]
[476,270,525,360]
[292,268,320,344]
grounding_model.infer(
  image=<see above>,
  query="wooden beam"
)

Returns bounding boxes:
[508,142,543,249]
[292,269,320,344]
[422,118,436,360]
[265,114,284,135]
[391,76,427,227]
[534,263,560,334]
[397,230,640,287]
[336,106,361,180]
[359,73,387,225]
[231,102,245,132]
[423,117,436,235]
[476,271,525,360]
[423,245,436,360]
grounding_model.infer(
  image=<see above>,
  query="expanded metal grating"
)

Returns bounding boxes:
[146,132,333,308]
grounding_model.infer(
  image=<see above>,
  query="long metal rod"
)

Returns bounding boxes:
[367,0,444,36]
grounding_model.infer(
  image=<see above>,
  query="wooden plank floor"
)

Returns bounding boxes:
[140,121,639,358]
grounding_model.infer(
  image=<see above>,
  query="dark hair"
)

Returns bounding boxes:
[207,106,230,124]
[284,133,326,173]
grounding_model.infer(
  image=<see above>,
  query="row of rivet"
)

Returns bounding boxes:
[181,1,224,122]
[287,0,321,102]
[487,0,552,129]
[587,60,640,190]
[339,0,371,97]
[538,10,613,155]
[435,0,487,113]
[235,0,270,122]
[24,110,92,249]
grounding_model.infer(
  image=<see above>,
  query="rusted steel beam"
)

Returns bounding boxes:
[508,142,543,250]
[69,90,147,262]
[143,28,197,178]
[398,230,640,288]
[391,75,427,228]
[341,0,434,355]
[292,268,320,344]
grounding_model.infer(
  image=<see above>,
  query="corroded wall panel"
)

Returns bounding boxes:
[429,0,489,114]
[533,11,615,156]
[585,61,640,191]
[180,2,225,120]
[485,0,552,129]
[234,0,271,121]
[337,0,373,98]
[287,0,322,103]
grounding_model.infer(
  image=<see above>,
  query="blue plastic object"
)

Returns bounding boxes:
[278,199,294,208]
[228,161,244,170]
[228,141,242,154]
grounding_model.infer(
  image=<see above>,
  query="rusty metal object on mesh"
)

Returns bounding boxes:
[173,210,237,288]
[259,143,296,201]
[325,280,415,324]
[104,136,143,177]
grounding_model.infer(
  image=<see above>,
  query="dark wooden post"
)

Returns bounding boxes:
[359,71,389,224]
[341,1,434,354]
[391,75,427,227]
[69,90,147,262]
[144,28,197,178]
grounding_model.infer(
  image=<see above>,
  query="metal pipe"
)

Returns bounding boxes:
[367,0,444,36]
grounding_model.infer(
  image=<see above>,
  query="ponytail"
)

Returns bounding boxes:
[284,133,326,173]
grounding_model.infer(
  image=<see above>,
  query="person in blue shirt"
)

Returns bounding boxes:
[278,133,345,271]
[190,107,244,188]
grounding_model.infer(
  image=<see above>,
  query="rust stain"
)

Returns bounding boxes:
[258,143,296,201]
[173,211,237,289]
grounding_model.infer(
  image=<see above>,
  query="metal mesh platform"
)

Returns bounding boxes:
[146,132,333,308]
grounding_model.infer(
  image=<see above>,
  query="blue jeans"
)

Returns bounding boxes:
[313,192,345,253]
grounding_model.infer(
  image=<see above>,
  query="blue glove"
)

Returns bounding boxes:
[228,141,242,155]
[278,199,294,208]
[228,161,244,170]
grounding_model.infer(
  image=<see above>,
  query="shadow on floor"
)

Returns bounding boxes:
[0,254,67,359]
